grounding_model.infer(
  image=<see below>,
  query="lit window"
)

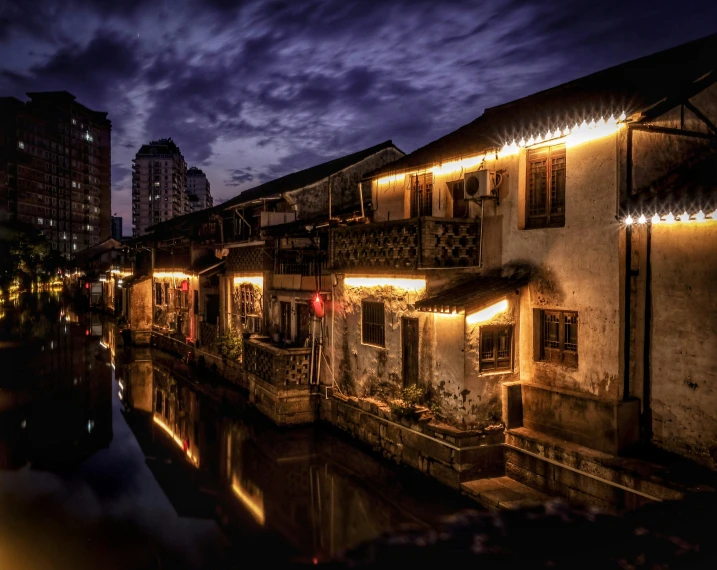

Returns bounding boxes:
[73,244,77,250]
[18,141,25,149]
[72,119,76,125]
[72,181,77,188]
[37,217,43,225]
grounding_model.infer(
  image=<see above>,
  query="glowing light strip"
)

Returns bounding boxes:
[344,276,426,290]
[376,113,628,182]
[466,299,508,325]
[153,271,193,280]
[152,415,199,466]
[111,269,132,276]
[233,276,263,287]
[231,476,265,525]
[624,209,717,226]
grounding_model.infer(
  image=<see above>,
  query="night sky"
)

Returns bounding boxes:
[1,0,716,234]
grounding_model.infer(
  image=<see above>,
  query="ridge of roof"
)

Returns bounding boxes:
[370,33,717,178]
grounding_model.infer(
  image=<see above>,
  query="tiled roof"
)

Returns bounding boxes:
[415,274,528,314]
[370,33,717,178]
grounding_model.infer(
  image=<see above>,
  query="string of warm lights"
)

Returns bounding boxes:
[624,209,717,225]
[233,276,263,287]
[376,113,627,184]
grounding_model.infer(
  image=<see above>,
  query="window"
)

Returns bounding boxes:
[18,141,25,150]
[526,144,565,228]
[155,282,164,305]
[410,173,433,217]
[535,310,578,366]
[361,301,385,347]
[239,284,254,318]
[479,325,513,372]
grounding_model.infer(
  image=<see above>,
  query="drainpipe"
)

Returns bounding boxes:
[478,199,485,267]
[642,222,653,437]
[623,223,632,401]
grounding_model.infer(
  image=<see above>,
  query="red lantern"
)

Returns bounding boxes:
[85,283,89,289]
[312,294,325,318]
[181,280,189,291]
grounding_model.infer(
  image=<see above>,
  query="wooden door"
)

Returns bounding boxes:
[402,317,419,387]
[297,303,312,347]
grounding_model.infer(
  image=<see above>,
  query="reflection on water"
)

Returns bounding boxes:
[0,303,476,568]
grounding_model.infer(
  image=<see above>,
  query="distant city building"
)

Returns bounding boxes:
[131,138,187,236]
[0,91,112,256]
[186,166,213,212]
[111,216,122,239]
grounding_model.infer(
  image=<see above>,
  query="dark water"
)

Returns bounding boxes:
[0,296,477,569]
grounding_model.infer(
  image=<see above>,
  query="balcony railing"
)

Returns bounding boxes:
[331,216,480,271]
[243,337,311,386]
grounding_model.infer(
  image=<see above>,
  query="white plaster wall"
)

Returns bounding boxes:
[650,222,717,468]
[501,135,622,399]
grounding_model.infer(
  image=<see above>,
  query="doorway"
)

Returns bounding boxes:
[402,317,419,387]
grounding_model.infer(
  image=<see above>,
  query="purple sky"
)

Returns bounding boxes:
[1,0,716,235]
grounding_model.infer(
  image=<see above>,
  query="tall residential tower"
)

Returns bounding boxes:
[0,91,111,255]
[186,166,213,212]
[131,138,187,236]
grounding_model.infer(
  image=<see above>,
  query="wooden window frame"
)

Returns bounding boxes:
[526,144,566,229]
[361,300,386,348]
[410,173,433,217]
[534,309,578,367]
[479,325,513,372]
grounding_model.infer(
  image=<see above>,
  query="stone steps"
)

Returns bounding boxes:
[461,476,550,510]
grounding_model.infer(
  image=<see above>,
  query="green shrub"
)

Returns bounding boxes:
[214,331,242,361]
[389,384,426,418]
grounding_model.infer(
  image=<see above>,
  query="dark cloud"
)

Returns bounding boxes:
[1,0,716,235]
[225,167,255,186]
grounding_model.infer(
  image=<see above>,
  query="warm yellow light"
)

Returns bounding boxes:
[566,121,623,147]
[111,269,132,276]
[344,276,426,290]
[431,154,486,176]
[624,215,633,225]
[695,210,706,222]
[153,415,199,466]
[637,215,647,225]
[466,299,508,325]
[679,211,690,222]
[233,275,263,287]
[664,212,675,223]
[377,173,406,185]
[651,213,661,224]
[232,475,265,525]
[153,271,192,280]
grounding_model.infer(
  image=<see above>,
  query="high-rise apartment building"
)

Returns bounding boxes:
[0,91,111,255]
[111,216,122,240]
[186,166,213,212]
[131,138,187,236]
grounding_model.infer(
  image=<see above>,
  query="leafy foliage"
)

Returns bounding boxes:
[388,384,426,418]
[214,330,242,361]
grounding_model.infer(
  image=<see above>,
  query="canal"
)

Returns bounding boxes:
[0,295,478,569]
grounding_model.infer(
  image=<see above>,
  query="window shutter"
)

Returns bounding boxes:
[532,308,542,361]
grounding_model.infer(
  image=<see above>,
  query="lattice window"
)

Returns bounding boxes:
[479,325,513,372]
[410,173,433,217]
[526,144,565,228]
[538,310,578,366]
[361,301,385,347]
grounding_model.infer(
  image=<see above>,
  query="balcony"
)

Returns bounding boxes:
[331,216,481,271]
[243,337,311,386]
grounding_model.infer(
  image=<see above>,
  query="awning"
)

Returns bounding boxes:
[414,275,527,314]
[188,255,226,276]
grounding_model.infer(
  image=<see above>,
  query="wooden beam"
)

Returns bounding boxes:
[630,124,717,140]
[684,101,717,135]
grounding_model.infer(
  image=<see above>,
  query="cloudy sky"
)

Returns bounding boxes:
[1,0,715,234]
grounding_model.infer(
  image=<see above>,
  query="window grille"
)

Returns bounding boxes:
[410,173,433,217]
[539,310,578,366]
[526,144,565,228]
[479,325,513,371]
[361,301,385,347]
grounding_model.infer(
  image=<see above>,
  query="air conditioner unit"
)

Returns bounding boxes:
[463,169,494,200]
[247,315,262,334]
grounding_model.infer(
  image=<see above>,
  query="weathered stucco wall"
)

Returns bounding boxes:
[650,222,717,469]
[129,277,153,334]
[499,135,622,399]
